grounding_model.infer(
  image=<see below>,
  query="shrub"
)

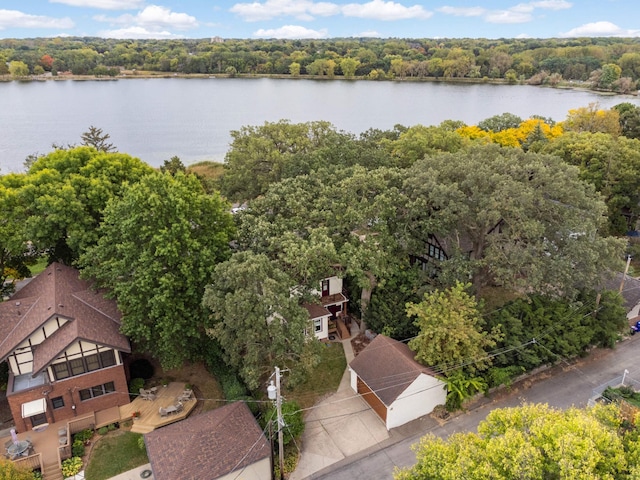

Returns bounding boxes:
[71,439,85,457]
[137,435,145,451]
[73,429,93,444]
[129,378,145,397]
[98,427,108,435]
[32,470,43,480]
[61,457,83,477]
[107,423,117,431]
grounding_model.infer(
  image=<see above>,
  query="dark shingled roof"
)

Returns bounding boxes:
[0,263,130,370]
[349,335,437,406]
[145,402,270,480]
[603,273,640,312]
[303,302,331,319]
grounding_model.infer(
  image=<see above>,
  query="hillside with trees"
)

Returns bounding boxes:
[1,36,640,93]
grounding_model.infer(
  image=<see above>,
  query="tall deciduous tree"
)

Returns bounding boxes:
[17,147,154,263]
[395,403,631,480]
[202,251,320,390]
[407,282,499,373]
[401,144,625,297]
[80,172,234,369]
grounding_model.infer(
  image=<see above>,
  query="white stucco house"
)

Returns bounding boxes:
[349,334,447,430]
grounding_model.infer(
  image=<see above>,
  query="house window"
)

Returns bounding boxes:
[314,318,322,332]
[51,396,65,409]
[100,350,116,368]
[52,363,70,380]
[51,349,118,380]
[79,381,116,401]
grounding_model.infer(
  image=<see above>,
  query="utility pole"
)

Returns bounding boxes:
[268,367,285,480]
[620,255,632,294]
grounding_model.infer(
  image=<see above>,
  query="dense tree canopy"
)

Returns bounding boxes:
[399,144,626,296]
[80,171,234,369]
[395,403,637,480]
[202,251,320,389]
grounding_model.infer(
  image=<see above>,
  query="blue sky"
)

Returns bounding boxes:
[0,0,638,40]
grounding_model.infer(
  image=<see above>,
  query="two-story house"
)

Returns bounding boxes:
[0,263,131,432]
[303,275,349,341]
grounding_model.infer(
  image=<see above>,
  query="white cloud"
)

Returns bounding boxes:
[97,26,183,39]
[436,6,486,17]
[94,5,198,31]
[560,21,640,37]
[0,9,74,30]
[50,0,145,9]
[231,0,339,22]
[529,0,572,10]
[342,0,432,21]
[484,9,532,24]
[253,24,328,38]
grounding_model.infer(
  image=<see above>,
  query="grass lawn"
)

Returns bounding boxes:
[288,342,347,409]
[84,431,148,480]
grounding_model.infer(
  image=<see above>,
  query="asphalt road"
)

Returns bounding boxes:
[311,333,640,479]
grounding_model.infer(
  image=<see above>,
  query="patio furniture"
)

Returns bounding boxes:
[7,440,30,459]
[139,388,156,401]
[159,407,168,417]
[177,389,193,402]
[59,437,68,446]
[58,427,67,437]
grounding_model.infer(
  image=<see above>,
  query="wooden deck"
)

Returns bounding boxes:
[120,382,197,434]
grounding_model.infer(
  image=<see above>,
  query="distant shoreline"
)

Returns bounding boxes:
[0,72,632,96]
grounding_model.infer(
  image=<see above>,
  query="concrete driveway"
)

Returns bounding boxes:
[290,340,389,480]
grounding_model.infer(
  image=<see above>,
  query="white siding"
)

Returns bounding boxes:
[349,367,358,393]
[327,276,342,296]
[312,314,331,340]
[386,374,447,430]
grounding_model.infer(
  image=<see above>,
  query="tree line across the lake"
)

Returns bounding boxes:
[2,36,640,93]
[1,104,640,451]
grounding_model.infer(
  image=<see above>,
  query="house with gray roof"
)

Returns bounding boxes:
[0,262,131,432]
[349,334,446,430]
[145,401,271,480]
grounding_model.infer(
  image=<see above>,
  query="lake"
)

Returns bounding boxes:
[0,77,637,173]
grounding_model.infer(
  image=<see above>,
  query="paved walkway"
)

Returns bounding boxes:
[291,326,391,480]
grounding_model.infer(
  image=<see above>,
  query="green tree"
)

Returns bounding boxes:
[407,282,499,372]
[400,144,626,296]
[384,124,465,167]
[614,102,640,139]
[395,403,628,480]
[0,183,32,296]
[262,400,305,446]
[203,251,320,390]
[160,156,186,175]
[289,62,301,76]
[340,57,360,78]
[8,61,29,78]
[0,457,36,479]
[80,126,115,152]
[17,147,154,263]
[80,172,234,369]
[478,112,523,132]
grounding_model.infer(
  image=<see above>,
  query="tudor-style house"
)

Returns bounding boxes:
[0,263,131,432]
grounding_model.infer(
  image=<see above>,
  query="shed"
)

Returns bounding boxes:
[349,335,447,430]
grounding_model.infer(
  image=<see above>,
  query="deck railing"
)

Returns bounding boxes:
[13,452,42,471]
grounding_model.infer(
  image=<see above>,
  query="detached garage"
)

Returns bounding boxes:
[349,334,447,430]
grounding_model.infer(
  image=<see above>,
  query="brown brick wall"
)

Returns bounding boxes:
[8,365,130,433]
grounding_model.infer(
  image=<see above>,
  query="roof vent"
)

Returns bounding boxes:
[58,304,64,308]
[47,306,51,310]
[15,302,20,306]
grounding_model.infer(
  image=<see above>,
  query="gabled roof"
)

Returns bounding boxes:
[145,402,270,480]
[350,335,437,406]
[0,262,130,366]
[303,302,331,320]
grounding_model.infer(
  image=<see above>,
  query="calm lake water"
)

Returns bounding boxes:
[0,77,638,173]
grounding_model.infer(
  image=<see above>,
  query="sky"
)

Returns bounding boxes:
[0,0,638,40]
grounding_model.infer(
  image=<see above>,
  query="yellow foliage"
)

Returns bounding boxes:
[456,125,491,141]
